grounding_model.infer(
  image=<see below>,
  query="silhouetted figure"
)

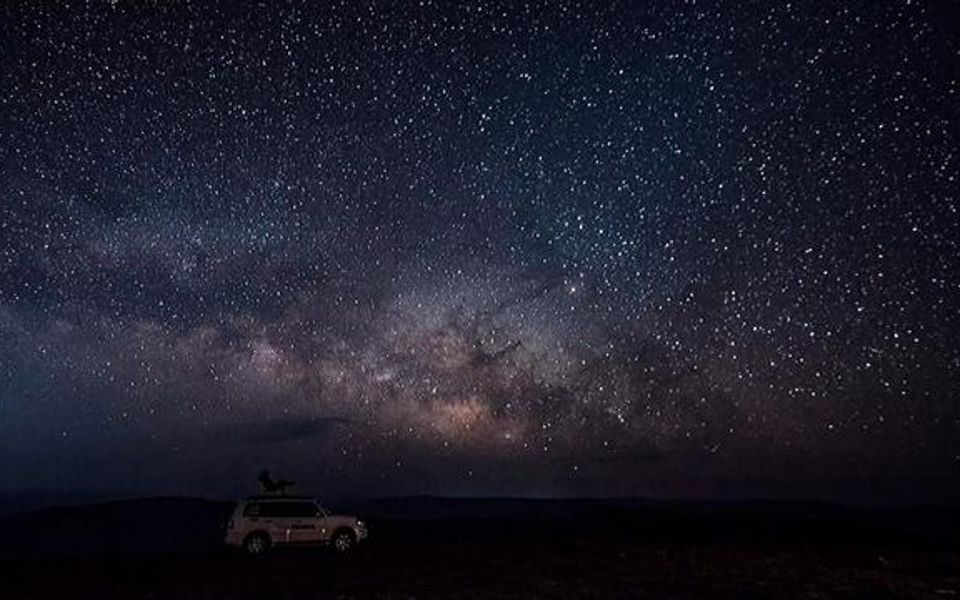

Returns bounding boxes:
[257,469,296,495]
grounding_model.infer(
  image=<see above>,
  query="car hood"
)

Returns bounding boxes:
[326,515,360,527]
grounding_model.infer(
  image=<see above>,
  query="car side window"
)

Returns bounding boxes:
[239,501,321,518]
[251,502,318,518]
[259,503,286,518]
[289,502,320,518]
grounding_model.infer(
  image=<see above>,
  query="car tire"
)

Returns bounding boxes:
[243,532,270,556]
[331,529,355,554]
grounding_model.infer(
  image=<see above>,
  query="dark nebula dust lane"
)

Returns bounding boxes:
[0,1,958,502]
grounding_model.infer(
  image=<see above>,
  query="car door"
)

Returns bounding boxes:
[256,502,297,544]
[286,501,326,544]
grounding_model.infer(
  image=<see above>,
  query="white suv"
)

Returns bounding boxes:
[225,496,368,555]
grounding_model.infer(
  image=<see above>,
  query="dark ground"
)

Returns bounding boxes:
[0,496,956,599]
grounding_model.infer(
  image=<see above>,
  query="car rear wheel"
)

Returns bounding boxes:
[244,532,270,556]
[331,529,355,553]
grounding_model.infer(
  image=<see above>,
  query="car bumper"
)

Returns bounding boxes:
[224,530,244,547]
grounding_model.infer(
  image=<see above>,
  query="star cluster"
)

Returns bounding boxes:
[1,1,958,500]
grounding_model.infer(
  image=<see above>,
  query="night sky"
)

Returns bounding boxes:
[1,1,958,502]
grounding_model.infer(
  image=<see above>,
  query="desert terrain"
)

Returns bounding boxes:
[0,497,956,599]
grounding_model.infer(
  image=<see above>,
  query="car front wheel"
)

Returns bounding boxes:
[331,529,355,553]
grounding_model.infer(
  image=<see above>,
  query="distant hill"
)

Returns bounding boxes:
[0,490,119,517]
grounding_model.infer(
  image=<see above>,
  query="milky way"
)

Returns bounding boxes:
[1,2,958,501]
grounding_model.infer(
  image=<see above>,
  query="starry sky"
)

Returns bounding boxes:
[1,1,958,503]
